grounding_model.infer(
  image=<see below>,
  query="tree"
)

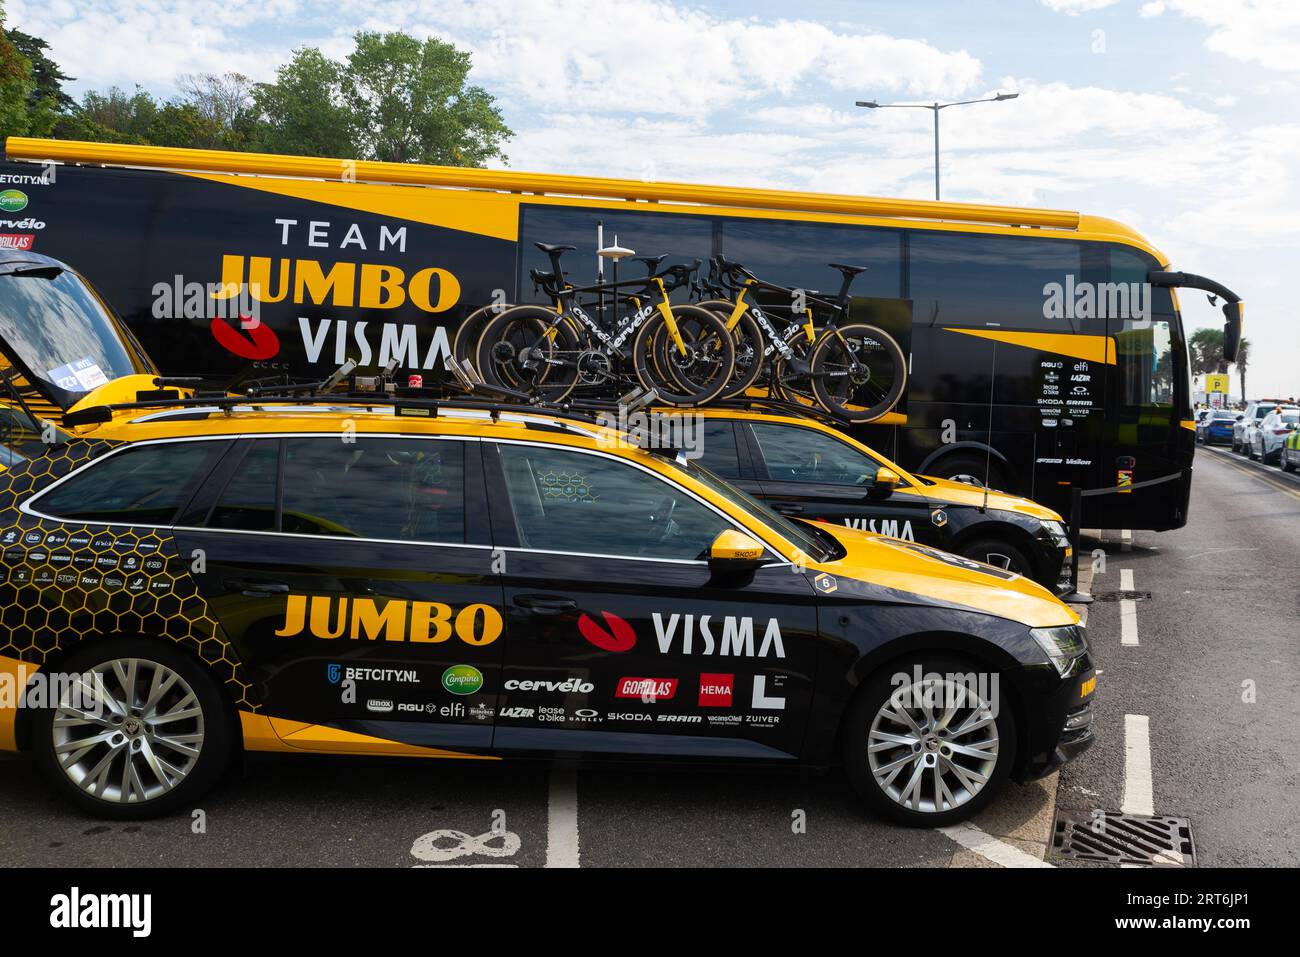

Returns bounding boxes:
[1189,327,1225,376]
[7,28,73,113]
[0,5,35,138]
[250,48,354,158]
[341,32,510,166]
[53,86,160,143]
[177,72,259,149]
[1234,338,1251,400]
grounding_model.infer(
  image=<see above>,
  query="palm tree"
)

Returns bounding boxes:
[1234,338,1251,400]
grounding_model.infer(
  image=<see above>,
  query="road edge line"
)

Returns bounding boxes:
[939,822,1055,868]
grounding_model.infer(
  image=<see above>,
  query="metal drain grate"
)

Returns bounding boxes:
[1090,590,1152,602]
[1048,810,1195,866]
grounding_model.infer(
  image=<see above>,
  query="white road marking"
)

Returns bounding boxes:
[546,769,581,868]
[1121,714,1155,816]
[1119,568,1139,647]
[939,822,1055,868]
[1121,529,1132,552]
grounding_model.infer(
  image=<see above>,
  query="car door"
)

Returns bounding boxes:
[483,438,820,760]
[741,419,937,547]
[176,433,505,751]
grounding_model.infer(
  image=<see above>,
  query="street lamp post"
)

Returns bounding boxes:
[855,93,1019,201]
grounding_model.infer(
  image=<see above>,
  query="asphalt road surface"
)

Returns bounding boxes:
[2,446,1296,868]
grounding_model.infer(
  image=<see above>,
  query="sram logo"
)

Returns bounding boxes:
[275,595,503,645]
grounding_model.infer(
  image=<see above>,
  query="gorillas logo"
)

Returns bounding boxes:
[578,611,636,652]
[210,316,280,360]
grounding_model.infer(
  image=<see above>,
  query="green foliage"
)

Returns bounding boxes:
[250,49,355,157]
[1189,327,1225,376]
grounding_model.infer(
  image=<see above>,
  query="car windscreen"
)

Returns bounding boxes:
[669,456,836,562]
[1211,411,1236,420]
[0,266,148,409]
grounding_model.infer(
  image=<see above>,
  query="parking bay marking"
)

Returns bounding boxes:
[1119,569,1139,647]
[1121,714,1155,817]
[939,822,1055,868]
[546,769,580,869]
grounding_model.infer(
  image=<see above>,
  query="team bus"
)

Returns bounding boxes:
[0,137,1242,530]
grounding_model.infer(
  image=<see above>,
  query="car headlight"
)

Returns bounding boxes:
[1029,624,1087,676]
[1042,520,1071,547]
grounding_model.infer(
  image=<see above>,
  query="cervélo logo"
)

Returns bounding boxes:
[578,611,636,652]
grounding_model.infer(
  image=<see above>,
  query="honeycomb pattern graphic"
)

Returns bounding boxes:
[536,469,596,503]
[0,438,258,710]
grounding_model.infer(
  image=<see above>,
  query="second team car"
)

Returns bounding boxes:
[1247,406,1299,463]
[689,407,1074,594]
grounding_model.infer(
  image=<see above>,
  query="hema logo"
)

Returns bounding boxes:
[49,887,151,937]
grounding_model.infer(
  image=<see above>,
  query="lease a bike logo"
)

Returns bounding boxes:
[275,595,503,645]
[210,315,281,360]
[578,611,637,651]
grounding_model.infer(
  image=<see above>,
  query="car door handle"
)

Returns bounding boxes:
[225,578,291,596]
[773,503,804,514]
[515,594,578,615]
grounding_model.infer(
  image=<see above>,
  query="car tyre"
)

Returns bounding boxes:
[842,653,1016,827]
[33,637,233,820]
[930,453,1010,492]
[958,537,1037,581]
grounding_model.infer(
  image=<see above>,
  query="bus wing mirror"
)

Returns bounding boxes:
[1222,300,1244,364]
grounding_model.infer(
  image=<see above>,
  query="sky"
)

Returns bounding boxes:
[8,0,1300,398]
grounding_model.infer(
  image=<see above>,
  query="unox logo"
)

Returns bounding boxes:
[210,315,280,360]
[578,611,637,652]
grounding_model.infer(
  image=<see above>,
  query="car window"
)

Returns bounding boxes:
[273,437,466,543]
[496,443,730,560]
[697,420,742,479]
[751,422,879,485]
[33,441,220,525]
[207,440,280,532]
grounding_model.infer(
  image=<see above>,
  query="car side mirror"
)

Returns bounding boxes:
[708,529,767,576]
[1236,414,1244,421]
[869,466,901,497]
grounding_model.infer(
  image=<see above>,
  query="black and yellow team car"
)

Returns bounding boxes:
[689,408,1074,593]
[0,392,1095,826]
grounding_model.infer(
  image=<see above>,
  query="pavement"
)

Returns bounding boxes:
[2,445,1296,868]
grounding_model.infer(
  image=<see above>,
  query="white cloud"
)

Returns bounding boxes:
[1040,0,1121,14]
[1139,0,1300,73]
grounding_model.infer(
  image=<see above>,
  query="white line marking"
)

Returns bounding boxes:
[939,822,1055,868]
[1121,714,1155,816]
[546,769,580,868]
[1120,529,1132,552]
[1119,568,1139,647]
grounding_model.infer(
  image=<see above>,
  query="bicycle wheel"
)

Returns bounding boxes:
[694,300,766,401]
[453,303,505,366]
[475,304,582,402]
[809,323,908,423]
[634,304,735,407]
[769,326,818,407]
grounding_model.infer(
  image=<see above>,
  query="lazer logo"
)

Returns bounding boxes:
[275,595,503,645]
[578,611,637,652]
[843,517,915,540]
[654,613,786,658]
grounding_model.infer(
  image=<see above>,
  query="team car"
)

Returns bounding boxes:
[0,254,1096,827]
[689,407,1074,593]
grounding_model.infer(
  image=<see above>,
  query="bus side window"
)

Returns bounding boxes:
[1118,318,1175,407]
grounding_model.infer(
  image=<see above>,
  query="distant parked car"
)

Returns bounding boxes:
[1281,424,1300,473]
[1196,408,1238,446]
[1233,401,1276,453]
[1249,407,1300,463]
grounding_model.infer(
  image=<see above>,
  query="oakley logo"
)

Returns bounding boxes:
[578,611,637,652]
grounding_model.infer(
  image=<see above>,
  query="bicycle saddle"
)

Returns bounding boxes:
[829,263,868,278]
[633,255,667,275]
[534,243,577,255]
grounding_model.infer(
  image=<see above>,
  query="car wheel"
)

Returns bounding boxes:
[33,637,233,820]
[958,537,1036,580]
[842,653,1015,827]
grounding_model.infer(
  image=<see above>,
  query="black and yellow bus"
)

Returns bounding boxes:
[0,137,1241,530]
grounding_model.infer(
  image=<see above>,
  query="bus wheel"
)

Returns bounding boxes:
[958,537,1035,579]
[33,637,233,820]
[930,453,1009,492]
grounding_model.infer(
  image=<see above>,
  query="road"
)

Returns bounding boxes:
[2,446,1296,868]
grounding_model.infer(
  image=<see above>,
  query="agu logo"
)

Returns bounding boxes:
[578,611,636,652]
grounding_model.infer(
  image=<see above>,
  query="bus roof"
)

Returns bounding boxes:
[3,136,1166,261]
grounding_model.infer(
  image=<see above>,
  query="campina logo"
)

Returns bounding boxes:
[442,664,484,695]
[0,189,28,212]
[578,611,637,652]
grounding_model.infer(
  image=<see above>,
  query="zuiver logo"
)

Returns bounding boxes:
[50,887,151,937]
[275,596,503,645]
